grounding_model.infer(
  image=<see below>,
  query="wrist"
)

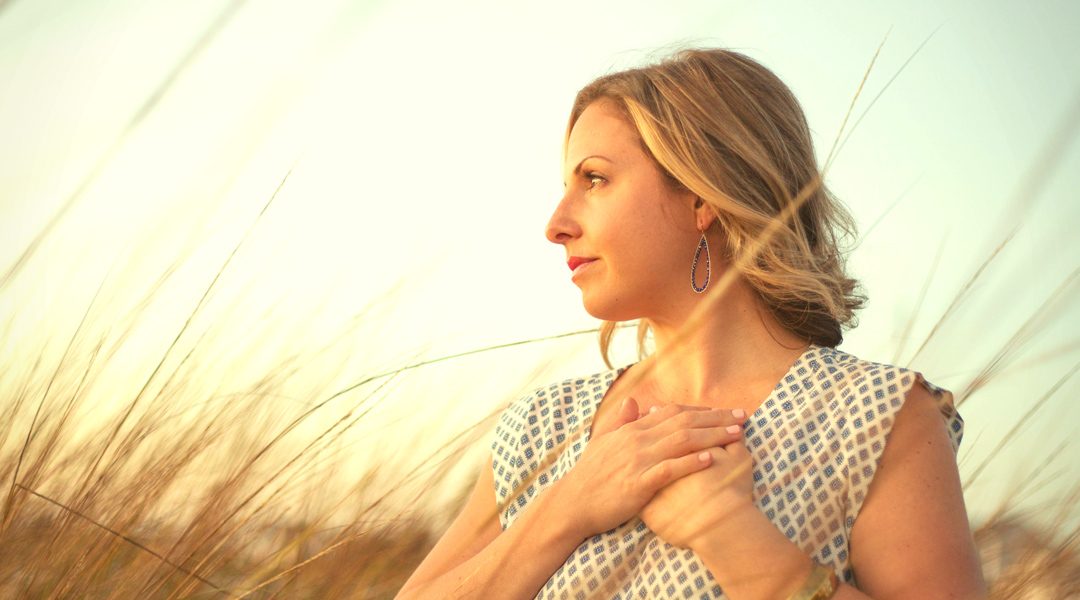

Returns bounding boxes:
[785,561,840,600]
[544,477,589,545]
[688,500,819,600]
[686,495,758,551]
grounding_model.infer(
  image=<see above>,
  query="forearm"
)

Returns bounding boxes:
[692,503,872,600]
[398,482,583,600]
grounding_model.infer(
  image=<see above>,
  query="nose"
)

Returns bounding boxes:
[544,192,581,246]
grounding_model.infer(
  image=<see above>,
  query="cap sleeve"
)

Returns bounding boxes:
[841,369,964,536]
[491,383,555,530]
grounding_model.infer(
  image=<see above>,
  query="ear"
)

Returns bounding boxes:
[693,197,717,232]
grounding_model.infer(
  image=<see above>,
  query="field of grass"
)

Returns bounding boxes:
[2,5,1079,598]
[1,207,1078,599]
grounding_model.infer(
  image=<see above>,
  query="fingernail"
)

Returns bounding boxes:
[726,425,741,433]
[698,451,711,462]
[732,408,746,419]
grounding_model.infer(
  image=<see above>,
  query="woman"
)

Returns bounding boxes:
[396,48,986,599]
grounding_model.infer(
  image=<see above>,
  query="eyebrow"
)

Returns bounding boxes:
[563,155,612,187]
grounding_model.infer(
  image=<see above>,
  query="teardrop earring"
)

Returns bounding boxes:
[691,229,711,293]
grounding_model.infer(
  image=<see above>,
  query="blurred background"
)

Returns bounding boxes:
[1,0,1078,597]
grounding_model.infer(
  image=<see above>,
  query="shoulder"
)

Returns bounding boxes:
[815,346,968,528]
[809,346,963,451]
[805,345,915,402]
[501,366,622,416]
[839,356,984,597]
[489,364,628,525]
[785,345,912,414]
[493,365,626,446]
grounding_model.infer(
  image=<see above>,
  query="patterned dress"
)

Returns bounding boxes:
[489,344,965,599]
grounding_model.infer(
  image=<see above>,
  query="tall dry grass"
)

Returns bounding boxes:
[0,246,594,598]
[2,23,1079,600]
[0,226,1077,599]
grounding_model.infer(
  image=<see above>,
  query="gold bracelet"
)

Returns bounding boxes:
[786,561,839,600]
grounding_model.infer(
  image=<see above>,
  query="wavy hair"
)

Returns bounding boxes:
[564,48,867,368]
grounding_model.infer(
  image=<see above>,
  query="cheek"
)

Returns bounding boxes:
[598,187,686,278]
[608,223,681,281]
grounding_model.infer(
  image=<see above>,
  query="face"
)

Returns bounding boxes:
[545,99,706,322]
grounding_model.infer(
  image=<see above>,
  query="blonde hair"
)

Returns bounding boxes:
[564,48,866,368]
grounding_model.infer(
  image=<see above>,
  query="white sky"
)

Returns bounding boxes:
[1,0,1078,531]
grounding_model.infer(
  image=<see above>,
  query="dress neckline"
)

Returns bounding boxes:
[582,344,821,446]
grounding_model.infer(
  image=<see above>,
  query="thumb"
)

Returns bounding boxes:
[617,396,641,426]
[593,397,640,439]
[724,438,752,474]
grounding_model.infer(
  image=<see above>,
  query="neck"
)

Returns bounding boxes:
[639,276,810,410]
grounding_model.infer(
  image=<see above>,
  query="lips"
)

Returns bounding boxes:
[567,257,598,271]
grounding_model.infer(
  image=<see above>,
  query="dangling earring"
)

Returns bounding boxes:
[691,228,710,293]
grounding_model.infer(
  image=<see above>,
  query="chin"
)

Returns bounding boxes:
[580,290,641,322]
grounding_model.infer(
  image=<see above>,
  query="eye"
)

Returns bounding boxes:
[584,172,606,189]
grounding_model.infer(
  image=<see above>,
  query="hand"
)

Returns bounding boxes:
[639,405,754,550]
[552,398,746,541]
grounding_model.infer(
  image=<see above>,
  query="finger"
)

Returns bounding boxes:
[631,403,720,430]
[711,441,753,483]
[645,424,744,464]
[639,407,744,440]
[712,440,756,496]
[639,451,712,491]
[723,437,749,457]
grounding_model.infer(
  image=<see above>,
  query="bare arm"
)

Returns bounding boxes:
[395,456,584,600]
[849,381,987,599]
[684,380,985,600]
[396,399,742,598]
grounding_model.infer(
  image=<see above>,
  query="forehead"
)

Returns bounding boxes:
[565,101,642,166]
